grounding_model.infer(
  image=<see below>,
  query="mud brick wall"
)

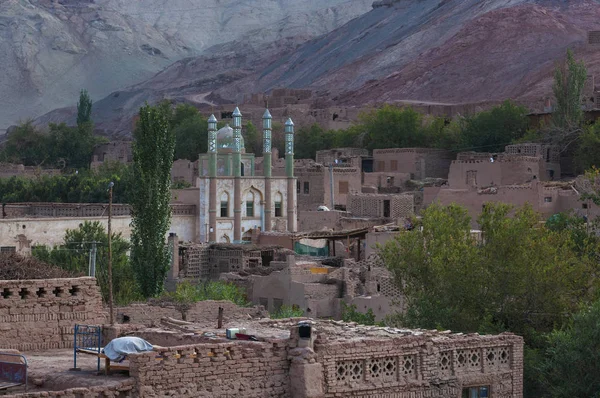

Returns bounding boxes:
[316,333,523,398]
[6,381,134,398]
[116,300,265,326]
[0,277,106,351]
[128,340,290,397]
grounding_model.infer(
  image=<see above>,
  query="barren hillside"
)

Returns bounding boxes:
[35,0,600,136]
[0,0,371,129]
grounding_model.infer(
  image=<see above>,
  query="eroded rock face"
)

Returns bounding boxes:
[0,0,372,128]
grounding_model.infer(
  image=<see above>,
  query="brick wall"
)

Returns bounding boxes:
[116,301,265,326]
[316,333,523,398]
[0,277,106,351]
[128,340,290,397]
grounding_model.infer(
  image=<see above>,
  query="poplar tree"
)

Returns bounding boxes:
[130,103,176,297]
[76,89,93,127]
[552,49,587,129]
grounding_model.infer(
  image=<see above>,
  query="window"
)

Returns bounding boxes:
[383,200,391,218]
[544,196,552,203]
[377,160,385,172]
[220,192,229,217]
[220,201,228,217]
[339,181,349,194]
[304,182,310,194]
[462,386,489,398]
[297,181,300,194]
[583,203,589,209]
[246,191,255,217]
[0,246,16,253]
[275,192,283,217]
[390,160,398,171]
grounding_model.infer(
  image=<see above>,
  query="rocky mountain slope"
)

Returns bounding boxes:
[0,0,372,129]
[35,0,600,135]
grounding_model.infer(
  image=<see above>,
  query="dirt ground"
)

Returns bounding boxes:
[3,349,131,395]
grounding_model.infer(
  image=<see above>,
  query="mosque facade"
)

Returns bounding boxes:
[196,107,297,243]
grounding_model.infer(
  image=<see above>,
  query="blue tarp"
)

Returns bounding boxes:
[103,337,153,362]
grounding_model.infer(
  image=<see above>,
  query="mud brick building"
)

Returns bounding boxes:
[0,277,106,351]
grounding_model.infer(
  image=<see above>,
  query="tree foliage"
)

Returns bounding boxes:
[0,162,135,203]
[553,49,587,129]
[537,300,600,398]
[77,89,93,127]
[380,202,599,336]
[457,100,530,152]
[32,221,138,304]
[130,103,176,298]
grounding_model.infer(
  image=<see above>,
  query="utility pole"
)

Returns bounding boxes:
[329,164,335,210]
[107,182,114,325]
[88,241,97,277]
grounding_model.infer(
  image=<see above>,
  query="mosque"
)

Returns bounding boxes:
[196,107,297,243]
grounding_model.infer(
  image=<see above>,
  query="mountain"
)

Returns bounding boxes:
[0,0,372,129]
[35,0,600,135]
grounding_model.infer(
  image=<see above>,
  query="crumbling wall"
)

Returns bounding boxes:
[0,277,106,351]
[128,340,290,397]
[316,333,523,397]
[116,301,265,326]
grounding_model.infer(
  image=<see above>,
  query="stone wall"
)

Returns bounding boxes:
[0,277,106,351]
[0,163,61,179]
[316,333,523,398]
[7,383,135,398]
[128,340,290,397]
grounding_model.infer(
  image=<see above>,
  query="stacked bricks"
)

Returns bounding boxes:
[128,340,290,397]
[314,332,523,398]
[0,277,106,351]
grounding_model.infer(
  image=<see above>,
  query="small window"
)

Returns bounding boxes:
[583,203,589,209]
[390,160,398,171]
[339,181,349,194]
[246,201,254,217]
[297,181,300,194]
[544,197,552,203]
[304,182,310,194]
[377,161,385,171]
[275,201,282,217]
[220,201,228,217]
[0,246,16,253]
[462,386,489,398]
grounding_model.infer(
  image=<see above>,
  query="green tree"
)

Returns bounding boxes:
[77,89,93,127]
[341,303,377,325]
[171,104,208,161]
[32,221,138,304]
[295,124,335,159]
[381,202,598,335]
[575,125,600,173]
[0,121,49,166]
[47,122,98,170]
[553,49,587,129]
[130,103,176,297]
[538,300,600,397]
[458,100,529,152]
